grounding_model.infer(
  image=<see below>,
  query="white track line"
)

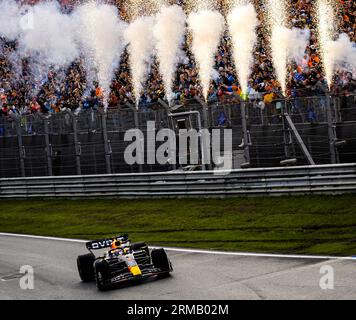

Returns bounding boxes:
[1,232,355,261]
[0,232,86,244]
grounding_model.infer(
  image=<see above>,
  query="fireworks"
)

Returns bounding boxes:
[227,2,258,96]
[187,6,225,101]
[0,0,353,108]
[185,0,217,13]
[266,0,288,95]
[154,5,186,104]
[124,0,165,20]
[316,0,337,89]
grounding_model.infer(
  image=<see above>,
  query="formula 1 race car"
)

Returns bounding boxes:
[77,234,173,290]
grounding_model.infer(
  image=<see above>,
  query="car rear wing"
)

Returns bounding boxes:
[86,234,129,251]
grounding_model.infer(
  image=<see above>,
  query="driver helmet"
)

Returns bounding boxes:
[111,239,122,250]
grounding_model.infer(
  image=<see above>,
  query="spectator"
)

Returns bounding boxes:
[0,0,354,118]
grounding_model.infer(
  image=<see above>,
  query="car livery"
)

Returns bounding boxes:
[77,234,173,290]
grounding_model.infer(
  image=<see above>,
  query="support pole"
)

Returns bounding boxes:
[102,113,112,174]
[158,98,171,131]
[72,115,82,176]
[16,118,26,177]
[241,101,251,164]
[44,117,53,176]
[194,96,209,128]
[282,99,291,159]
[284,113,315,165]
[326,93,338,164]
[194,96,211,170]
[127,103,143,173]
[158,98,170,111]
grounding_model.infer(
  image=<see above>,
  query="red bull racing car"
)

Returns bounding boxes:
[77,234,173,290]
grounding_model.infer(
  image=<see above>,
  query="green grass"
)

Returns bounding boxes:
[1,196,356,256]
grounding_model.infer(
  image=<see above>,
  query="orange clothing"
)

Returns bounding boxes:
[264,93,274,104]
[95,87,103,98]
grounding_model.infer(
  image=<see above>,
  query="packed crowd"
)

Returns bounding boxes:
[0,0,355,119]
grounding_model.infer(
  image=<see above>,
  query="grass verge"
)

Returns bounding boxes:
[1,196,356,256]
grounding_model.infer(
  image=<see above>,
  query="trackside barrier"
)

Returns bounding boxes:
[0,164,355,198]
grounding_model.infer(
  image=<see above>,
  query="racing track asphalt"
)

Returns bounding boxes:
[1,233,356,300]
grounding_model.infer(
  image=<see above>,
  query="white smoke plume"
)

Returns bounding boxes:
[286,28,310,65]
[0,0,22,41]
[316,0,335,88]
[153,5,186,105]
[271,27,309,95]
[187,9,225,101]
[0,1,80,97]
[21,2,79,97]
[227,3,258,96]
[7,51,23,86]
[267,0,308,95]
[74,2,127,110]
[124,16,156,107]
[19,2,79,67]
[324,34,356,82]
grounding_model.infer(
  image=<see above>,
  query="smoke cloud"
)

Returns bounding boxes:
[325,34,356,80]
[271,27,309,94]
[20,2,79,67]
[124,16,156,107]
[0,1,81,97]
[227,3,258,96]
[74,2,127,110]
[187,9,225,101]
[0,0,22,41]
[153,5,186,104]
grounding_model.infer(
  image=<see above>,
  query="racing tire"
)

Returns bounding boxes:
[94,260,110,291]
[151,249,172,278]
[77,253,95,282]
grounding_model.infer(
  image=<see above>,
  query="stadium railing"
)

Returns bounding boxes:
[0,163,355,198]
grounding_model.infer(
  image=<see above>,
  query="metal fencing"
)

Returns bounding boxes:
[0,94,356,178]
[0,164,355,198]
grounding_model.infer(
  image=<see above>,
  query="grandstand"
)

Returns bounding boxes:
[0,0,355,177]
[0,93,356,178]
